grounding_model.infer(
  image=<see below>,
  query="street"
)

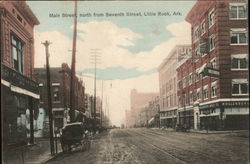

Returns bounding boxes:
[46,128,249,164]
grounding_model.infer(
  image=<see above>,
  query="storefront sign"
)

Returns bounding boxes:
[203,67,220,78]
[221,101,249,107]
[200,101,249,110]
[1,64,39,94]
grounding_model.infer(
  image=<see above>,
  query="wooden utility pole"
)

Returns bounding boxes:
[90,48,102,132]
[101,80,103,127]
[69,0,78,122]
[42,40,54,155]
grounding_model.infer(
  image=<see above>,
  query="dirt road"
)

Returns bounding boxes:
[46,128,249,164]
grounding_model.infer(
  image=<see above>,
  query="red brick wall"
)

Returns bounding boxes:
[0,1,38,79]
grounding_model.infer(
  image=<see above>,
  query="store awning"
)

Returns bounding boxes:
[148,117,155,125]
[1,64,39,99]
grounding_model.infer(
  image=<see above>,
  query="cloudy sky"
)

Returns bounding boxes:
[28,1,195,126]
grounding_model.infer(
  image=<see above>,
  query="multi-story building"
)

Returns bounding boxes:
[177,0,248,130]
[1,1,40,149]
[158,45,192,128]
[126,89,159,127]
[147,96,160,127]
[34,63,85,135]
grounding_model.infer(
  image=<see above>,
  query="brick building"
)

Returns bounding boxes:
[176,0,248,130]
[1,1,40,148]
[34,63,85,134]
[158,45,191,128]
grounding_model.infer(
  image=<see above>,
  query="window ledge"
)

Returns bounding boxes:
[232,94,249,96]
[209,48,215,52]
[231,69,248,71]
[230,43,248,46]
[229,18,247,20]
[209,23,215,29]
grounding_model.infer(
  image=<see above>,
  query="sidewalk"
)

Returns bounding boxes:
[3,138,62,164]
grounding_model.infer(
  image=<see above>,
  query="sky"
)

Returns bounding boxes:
[28,1,195,126]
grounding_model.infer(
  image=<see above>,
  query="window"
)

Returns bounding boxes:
[203,85,208,100]
[229,3,247,19]
[232,79,248,95]
[230,29,247,45]
[210,57,216,69]
[195,69,199,82]
[193,26,199,42]
[178,96,182,107]
[209,35,215,51]
[53,86,60,102]
[11,35,24,73]
[231,54,248,70]
[211,81,217,98]
[177,80,182,90]
[195,46,201,59]
[189,73,192,85]
[196,88,201,100]
[189,91,193,104]
[208,8,215,28]
[201,20,206,35]
[183,77,186,88]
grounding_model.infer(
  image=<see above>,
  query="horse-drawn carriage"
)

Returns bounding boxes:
[60,122,91,152]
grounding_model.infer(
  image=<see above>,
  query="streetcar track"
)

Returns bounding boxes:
[130,129,222,164]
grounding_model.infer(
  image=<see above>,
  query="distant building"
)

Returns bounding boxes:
[1,1,40,149]
[158,45,191,128]
[34,63,85,135]
[177,0,249,130]
[127,89,159,127]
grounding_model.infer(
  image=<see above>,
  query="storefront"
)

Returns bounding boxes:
[178,107,194,129]
[199,100,249,130]
[160,109,177,128]
[1,64,39,149]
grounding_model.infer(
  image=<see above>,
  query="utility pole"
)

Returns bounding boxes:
[90,49,102,132]
[42,40,54,155]
[101,80,103,127]
[69,0,78,123]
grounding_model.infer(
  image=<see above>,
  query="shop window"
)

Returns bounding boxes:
[232,79,248,95]
[229,3,247,19]
[208,8,215,28]
[11,35,24,73]
[230,29,247,45]
[231,54,248,70]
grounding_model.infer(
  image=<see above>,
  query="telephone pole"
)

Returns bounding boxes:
[42,40,54,155]
[90,48,102,132]
[69,0,78,122]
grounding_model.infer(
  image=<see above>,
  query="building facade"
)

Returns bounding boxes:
[1,1,40,149]
[34,63,85,135]
[158,45,192,128]
[126,89,159,128]
[177,0,249,130]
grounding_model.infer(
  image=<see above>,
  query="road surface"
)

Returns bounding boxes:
[46,128,249,164]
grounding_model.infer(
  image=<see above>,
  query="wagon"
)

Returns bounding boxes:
[60,122,91,152]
